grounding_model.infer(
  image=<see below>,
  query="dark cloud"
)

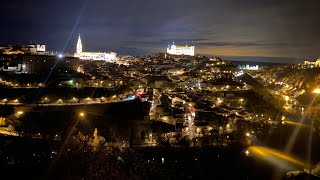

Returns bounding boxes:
[0,0,319,61]
[198,42,311,47]
[116,46,154,56]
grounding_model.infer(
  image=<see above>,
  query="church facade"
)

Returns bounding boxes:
[74,35,117,62]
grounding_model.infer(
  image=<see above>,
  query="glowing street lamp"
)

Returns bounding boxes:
[79,112,85,118]
[15,111,24,118]
[245,150,249,156]
[246,132,250,137]
[17,111,24,115]
[285,96,289,102]
[68,80,74,85]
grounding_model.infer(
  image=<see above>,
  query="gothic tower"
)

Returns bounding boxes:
[76,34,82,53]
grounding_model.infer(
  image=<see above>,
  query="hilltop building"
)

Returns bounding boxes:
[304,58,320,67]
[0,44,48,55]
[74,34,117,62]
[166,41,195,56]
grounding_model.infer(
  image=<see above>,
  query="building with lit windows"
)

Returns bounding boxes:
[0,54,79,74]
[20,55,80,74]
[166,41,195,56]
[0,44,48,55]
[74,35,117,62]
[304,58,320,67]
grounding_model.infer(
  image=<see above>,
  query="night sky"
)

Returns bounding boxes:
[0,0,319,62]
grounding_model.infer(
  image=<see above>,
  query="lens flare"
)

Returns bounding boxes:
[248,146,312,170]
[285,94,317,153]
[283,120,310,128]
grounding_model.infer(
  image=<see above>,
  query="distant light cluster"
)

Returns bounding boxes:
[238,65,260,70]
[234,71,244,77]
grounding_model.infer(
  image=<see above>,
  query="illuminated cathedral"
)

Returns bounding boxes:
[74,34,117,62]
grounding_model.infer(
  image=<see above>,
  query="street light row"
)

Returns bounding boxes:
[1,95,122,104]
[14,110,86,119]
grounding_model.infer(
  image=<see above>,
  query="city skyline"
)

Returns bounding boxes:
[0,0,320,62]
[1,1,320,179]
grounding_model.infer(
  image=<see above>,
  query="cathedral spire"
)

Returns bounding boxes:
[76,34,82,53]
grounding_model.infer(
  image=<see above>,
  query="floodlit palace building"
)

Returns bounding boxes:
[166,41,195,56]
[304,58,320,67]
[74,34,117,62]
